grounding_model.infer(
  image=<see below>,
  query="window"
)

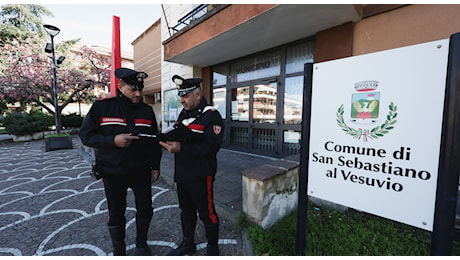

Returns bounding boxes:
[283,130,301,155]
[213,71,227,87]
[163,89,182,126]
[230,51,280,83]
[231,87,250,122]
[284,76,303,124]
[213,87,226,119]
[253,83,277,123]
[286,41,314,74]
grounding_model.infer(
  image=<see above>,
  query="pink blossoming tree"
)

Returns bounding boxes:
[0,37,110,116]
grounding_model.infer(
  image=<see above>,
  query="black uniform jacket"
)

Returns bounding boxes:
[79,94,162,175]
[174,98,224,182]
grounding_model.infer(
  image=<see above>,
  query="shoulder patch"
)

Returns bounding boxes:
[213,125,222,135]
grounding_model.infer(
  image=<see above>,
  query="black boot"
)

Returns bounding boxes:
[108,225,126,256]
[205,223,220,256]
[135,217,151,256]
[167,214,197,256]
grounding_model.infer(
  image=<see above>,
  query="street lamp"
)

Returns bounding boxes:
[44,24,61,134]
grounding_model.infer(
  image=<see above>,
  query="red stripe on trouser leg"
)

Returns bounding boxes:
[207,176,218,224]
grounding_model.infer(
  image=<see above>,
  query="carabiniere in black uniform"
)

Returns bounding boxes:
[165,75,224,256]
[80,91,161,175]
[79,68,162,256]
[173,97,223,183]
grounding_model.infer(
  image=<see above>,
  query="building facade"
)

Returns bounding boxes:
[160,4,460,158]
[132,19,162,128]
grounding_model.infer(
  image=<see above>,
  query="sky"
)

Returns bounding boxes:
[4,3,163,53]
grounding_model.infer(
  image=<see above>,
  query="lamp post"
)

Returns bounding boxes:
[44,24,61,134]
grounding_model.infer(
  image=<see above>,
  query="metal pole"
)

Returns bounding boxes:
[78,93,81,116]
[50,35,61,134]
[295,63,313,255]
[430,32,460,255]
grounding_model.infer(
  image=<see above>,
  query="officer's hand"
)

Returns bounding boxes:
[151,170,160,183]
[114,133,139,148]
[159,141,181,153]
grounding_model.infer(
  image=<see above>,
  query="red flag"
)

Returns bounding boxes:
[110,16,121,97]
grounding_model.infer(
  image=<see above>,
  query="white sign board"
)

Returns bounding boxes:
[307,39,450,231]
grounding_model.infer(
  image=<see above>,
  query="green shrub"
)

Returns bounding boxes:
[1,110,54,135]
[62,113,84,128]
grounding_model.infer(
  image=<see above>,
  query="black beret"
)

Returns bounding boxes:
[172,74,202,96]
[115,68,148,90]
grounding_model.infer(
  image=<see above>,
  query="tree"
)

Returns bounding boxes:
[74,45,111,92]
[0,5,113,141]
[0,4,52,45]
[58,44,111,112]
[0,4,111,121]
[0,37,111,118]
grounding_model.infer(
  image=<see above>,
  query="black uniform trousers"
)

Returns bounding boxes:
[176,176,219,225]
[103,168,153,226]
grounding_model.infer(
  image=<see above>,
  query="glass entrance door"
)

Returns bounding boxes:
[213,38,315,157]
[230,81,279,156]
[253,83,277,123]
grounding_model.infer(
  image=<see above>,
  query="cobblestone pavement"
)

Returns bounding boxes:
[0,136,248,256]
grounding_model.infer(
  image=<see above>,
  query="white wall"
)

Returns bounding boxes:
[160,4,199,129]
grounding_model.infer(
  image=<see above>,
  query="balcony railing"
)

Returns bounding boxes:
[168,4,215,35]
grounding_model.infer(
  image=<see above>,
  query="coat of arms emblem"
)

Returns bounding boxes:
[336,80,398,142]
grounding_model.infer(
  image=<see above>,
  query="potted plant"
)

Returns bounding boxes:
[45,133,73,152]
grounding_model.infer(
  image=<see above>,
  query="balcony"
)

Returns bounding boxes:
[163,4,361,68]
[168,4,217,35]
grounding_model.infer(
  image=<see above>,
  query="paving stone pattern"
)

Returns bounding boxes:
[0,136,246,256]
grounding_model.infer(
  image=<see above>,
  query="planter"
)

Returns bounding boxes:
[45,135,73,152]
[33,131,44,140]
[12,129,78,143]
[13,132,45,142]
[12,134,33,142]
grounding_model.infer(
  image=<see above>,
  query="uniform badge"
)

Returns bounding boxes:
[213,125,222,135]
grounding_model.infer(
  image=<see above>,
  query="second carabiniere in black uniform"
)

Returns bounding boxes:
[160,75,224,256]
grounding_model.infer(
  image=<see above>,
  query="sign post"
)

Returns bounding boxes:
[295,63,313,255]
[430,32,460,256]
